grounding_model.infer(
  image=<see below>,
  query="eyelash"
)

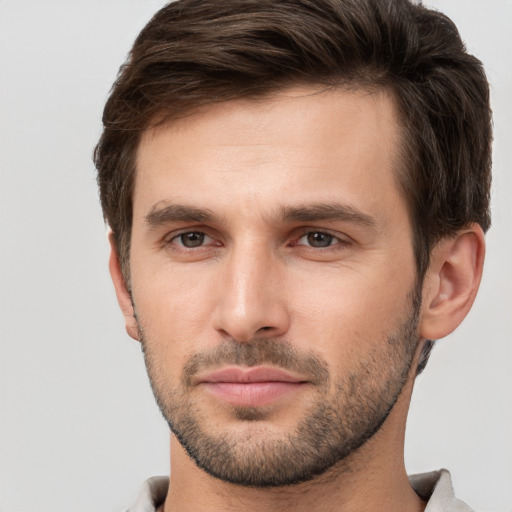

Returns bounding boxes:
[165,229,350,251]
[293,231,348,249]
[167,231,217,249]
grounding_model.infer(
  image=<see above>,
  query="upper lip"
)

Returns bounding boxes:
[196,366,306,384]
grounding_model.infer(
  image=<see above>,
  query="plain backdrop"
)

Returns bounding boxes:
[0,1,511,511]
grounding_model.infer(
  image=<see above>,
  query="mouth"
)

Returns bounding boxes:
[196,366,309,407]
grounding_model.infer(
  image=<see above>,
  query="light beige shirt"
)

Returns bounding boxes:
[125,469,475,512]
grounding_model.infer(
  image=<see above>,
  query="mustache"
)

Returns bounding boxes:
[180,338,330,388]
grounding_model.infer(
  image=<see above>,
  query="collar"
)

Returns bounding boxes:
[126,469,475,511]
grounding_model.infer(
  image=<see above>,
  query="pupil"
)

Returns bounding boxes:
[307,232,332,247]
[182,232,204,247]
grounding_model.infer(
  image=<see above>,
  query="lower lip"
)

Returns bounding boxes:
[202,382,305,407]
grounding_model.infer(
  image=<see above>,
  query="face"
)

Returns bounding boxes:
[127,87,420,486]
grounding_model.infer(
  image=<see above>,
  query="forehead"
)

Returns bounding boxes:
[134,86,404,224]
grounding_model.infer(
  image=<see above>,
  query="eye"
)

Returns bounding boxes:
[171,231,212,248]
[296,231,344,248]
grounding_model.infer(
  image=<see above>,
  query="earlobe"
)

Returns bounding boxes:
[108,231,140,341]
[419,224,485,341]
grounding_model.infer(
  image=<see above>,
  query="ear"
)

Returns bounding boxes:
[108,231,140,341]
[419,224,485,340]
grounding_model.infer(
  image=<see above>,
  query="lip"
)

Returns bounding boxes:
[197,366,308,407]
[199,366,304,384]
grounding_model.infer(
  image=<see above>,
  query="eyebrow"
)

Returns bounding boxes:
[145,203,216,227]
[279,203,376,229]
[145,201,376,230]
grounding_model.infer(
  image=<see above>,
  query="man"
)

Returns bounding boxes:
[94,0,491,510]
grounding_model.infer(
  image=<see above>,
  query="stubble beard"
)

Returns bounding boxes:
[138,291,421,488]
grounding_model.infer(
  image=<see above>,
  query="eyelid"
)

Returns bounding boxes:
[163,228,219,249]
[291,228,352,247]
[176,232,212,247]
[160,227,352,251]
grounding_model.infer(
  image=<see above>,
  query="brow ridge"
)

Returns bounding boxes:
[145,202,216,227]
[144,201,376,229]
[279,203,376,228]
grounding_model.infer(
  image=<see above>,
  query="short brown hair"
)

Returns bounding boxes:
[94,0,492,369]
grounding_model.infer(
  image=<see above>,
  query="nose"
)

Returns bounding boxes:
[212,242,291,343]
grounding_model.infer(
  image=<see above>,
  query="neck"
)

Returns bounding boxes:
[162,378,425,512]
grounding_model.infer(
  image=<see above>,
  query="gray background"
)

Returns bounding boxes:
[0,1,511,511]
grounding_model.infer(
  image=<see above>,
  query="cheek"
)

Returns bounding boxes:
[287,263,414,360]
[132,265,218,364]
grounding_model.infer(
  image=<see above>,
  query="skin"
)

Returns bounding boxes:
[109,86,485,511]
